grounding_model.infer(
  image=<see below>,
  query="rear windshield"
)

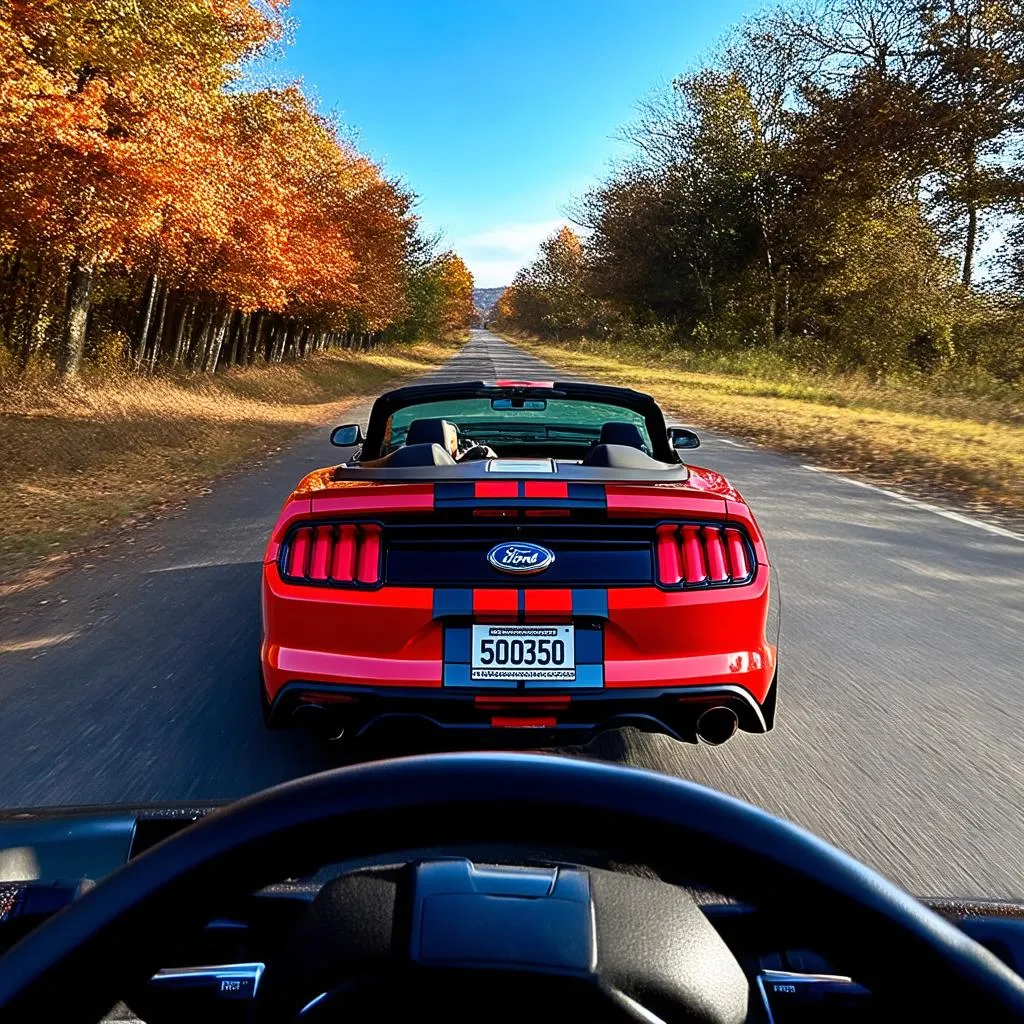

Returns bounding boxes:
[383,398,651,452]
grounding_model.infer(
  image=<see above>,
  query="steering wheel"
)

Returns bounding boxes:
[1,752,1023,1021]
[457,442,498,461]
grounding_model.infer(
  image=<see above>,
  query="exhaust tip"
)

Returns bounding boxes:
[696,706,739,745]
[291,703,330,729]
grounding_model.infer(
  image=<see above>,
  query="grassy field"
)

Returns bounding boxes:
[0,339,461,584]
[512,336,1024,520]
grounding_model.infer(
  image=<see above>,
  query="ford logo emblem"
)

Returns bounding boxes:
[487,542,555,575]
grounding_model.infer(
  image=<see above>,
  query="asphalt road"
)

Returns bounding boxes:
[2,330,1023,900]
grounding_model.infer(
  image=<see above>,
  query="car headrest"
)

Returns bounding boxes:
[406,418,459,457]
[599,421,646,450]
[581,443,667,470]
[379,443,456,468]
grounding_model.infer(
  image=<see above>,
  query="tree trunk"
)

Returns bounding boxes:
[149,284,169,373]
[17,267,39,369]
[190,307,214,371]
[172,302,192,368]
[276,320,293,362]
[265,319,277,362]
[781,265,791,334]
[2,248,22,352]
[227,312,245,367]
[205,308,232,373]
[249,313,264,365]
[269,319,279,362]
[962,201,977,289]
[57,257,95,380]
[268,320,280,362]
[134,272,158,370]
[761,224,777,342]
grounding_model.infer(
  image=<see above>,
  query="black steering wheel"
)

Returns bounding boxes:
[1,752,1022,1021]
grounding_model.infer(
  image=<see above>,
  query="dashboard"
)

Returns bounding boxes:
[1,806,1023,1022]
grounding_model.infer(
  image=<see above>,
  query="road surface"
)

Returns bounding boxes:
[1,330,1023,899]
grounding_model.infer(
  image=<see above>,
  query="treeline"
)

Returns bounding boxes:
[0,1,473,380]
[496,0,1024,384]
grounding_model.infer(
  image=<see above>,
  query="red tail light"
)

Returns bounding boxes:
[309,526,333,581]
[656,524,683,584]
[286,528,311,577]
[282,523,381,585]
[330,524,358,581]
[681,525,706,583]
[656,523,754,587]
[703,526,729,582]
[356,525,381,583]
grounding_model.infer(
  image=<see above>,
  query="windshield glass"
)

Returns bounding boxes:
[384,398,651,451]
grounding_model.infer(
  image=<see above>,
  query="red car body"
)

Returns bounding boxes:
[260,379,778,745]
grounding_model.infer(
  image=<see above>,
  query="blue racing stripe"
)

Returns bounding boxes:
[433,589,473,618]
[566,483,606,507]
[442,663,472,687]
[572,589,609,619]
[444,626,472,663]
[435,482,475,503]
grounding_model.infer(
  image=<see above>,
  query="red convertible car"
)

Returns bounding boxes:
[260,379,778,746]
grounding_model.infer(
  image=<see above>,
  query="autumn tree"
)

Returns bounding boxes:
[495,227,599,339]
[0,0,290,376]
[0,1,468,379]
[392,247,475,341]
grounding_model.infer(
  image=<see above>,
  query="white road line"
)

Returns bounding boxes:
[148,560,251,573]
[802,466,1024,542]
[716,439,745,447]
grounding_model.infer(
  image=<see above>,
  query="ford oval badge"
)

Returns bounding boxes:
[487,541,555,575]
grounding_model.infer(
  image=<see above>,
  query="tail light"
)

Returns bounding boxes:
[282,523,382,585]
[656,523,754,587]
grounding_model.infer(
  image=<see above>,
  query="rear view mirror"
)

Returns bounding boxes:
[491,398,547,411]
[668,426,701,450]
[331,424,364,447]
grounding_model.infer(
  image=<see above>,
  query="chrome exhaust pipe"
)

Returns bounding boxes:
[695,706,739,745]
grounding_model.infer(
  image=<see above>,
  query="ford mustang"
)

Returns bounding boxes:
[259,379,778,746]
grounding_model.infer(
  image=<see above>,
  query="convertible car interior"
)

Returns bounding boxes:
[2,754,1024,1023]
[329,380,705,479]
[358,416,677,471]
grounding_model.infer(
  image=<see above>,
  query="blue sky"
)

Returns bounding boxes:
[269,1,768,287]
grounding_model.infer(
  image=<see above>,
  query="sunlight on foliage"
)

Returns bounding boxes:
[0,1,472,379]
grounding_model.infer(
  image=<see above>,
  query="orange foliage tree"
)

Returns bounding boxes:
[0,0,468,378]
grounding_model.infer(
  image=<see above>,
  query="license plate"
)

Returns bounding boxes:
[471,625,576,682]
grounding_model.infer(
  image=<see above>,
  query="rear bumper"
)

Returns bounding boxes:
[260,562,779,744]
[263,678,774,743]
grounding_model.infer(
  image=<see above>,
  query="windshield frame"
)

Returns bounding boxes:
[359,381,679,462]
[382,399,654,453]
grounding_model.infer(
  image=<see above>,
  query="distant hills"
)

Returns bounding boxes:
[473,287,506,318]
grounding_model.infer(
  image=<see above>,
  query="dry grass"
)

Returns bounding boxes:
[0,339,460,581]
[514,336,1024,520]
